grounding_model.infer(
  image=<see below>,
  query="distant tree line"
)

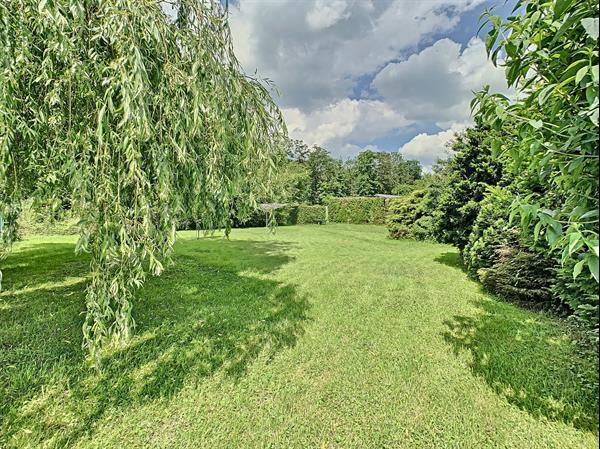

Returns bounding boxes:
[276,138,422,205]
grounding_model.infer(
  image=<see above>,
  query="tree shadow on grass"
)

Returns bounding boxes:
[0,238,308,447]
[443,298,599,433]
[435,249,599,432]
[434,251,467,273]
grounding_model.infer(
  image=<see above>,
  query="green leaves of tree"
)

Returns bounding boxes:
[0,0,285,362]
[581,17,599,40]
[473,0,599,285]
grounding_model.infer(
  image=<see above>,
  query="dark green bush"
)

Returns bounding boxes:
[478,246,556,307]
[465,187,558,308]
[324,197,387,224]
[463,187,516,277]
[386,190,436,240]
[433,126,505,251]
[412,216,435,241]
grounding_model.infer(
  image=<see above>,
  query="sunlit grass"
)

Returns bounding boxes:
[0,225,597,448]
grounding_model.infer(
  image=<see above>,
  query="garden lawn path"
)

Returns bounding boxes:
[0,224,597,448]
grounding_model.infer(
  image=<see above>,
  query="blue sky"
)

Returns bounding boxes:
[229,0,515,168]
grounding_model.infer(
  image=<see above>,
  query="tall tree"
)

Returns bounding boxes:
[307,146,347,203]
[352,150,382,196]
[433,125,505,251]
[0,0,285,360]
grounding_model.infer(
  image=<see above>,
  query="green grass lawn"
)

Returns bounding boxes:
[1,224,598,448]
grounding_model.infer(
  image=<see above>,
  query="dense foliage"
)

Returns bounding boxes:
[387,0,599,332]
[234,204,327,228]
[463,186,517,278]
[324,197,387,224]
[432,125,505,251]
[278,139,422,204]
[386,190,437,241]
[0,0,285,359]
[474,0,599,283]
[296,204,328,224]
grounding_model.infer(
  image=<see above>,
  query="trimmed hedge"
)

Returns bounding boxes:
[324,197,387,224]
[297,204,328,224]
[234,204,327,228]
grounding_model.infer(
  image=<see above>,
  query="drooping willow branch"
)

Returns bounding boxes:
[0,0,286,362]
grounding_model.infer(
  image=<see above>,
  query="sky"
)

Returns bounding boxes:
[227,0,516,169]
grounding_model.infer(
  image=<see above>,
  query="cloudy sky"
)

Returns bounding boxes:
[228,0,514,168]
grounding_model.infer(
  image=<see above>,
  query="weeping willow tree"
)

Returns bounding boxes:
[0,0,285,361]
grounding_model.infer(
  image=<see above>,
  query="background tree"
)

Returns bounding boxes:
[0,0,285,361]
[375,152,421,194]
[285,138,312,163]
[433,125,505,251]
[306,146,348,203]
[352,150,382,196]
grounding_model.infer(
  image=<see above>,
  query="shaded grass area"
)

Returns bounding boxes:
[0,225,598,448]
[444,298,598,431]
[436,251,599,429]
[1,236,307,448]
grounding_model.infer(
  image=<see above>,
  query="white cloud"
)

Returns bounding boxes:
[282,99,410,156]
[228,1,509,168]
[229,0,486,110]
[399,123,468,170]
[372,37,510,127]
[306,0,351,30]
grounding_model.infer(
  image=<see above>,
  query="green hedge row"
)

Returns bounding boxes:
[236,197,391,228]
[324,197,387,224]
[235,204,328,228]
[296,204,328,224]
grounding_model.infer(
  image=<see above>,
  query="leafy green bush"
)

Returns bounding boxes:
[463,187,516,277]
[386,190,435,240]
[324,197,387,224]
[296,204,327,224]
[554,260,599,330]
[473,0,599,285]
[412,216,435,241]
[465,187,557,308]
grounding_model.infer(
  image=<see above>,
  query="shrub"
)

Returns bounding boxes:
[387,190,436,240]
[433,125,505,251]
[324,197,387,224]
[412,216,435,241]
[465,187,558,308]
[478,247,556,307]
[466,187,599,330]
[463,187,516,277]
[554,260,599,331]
